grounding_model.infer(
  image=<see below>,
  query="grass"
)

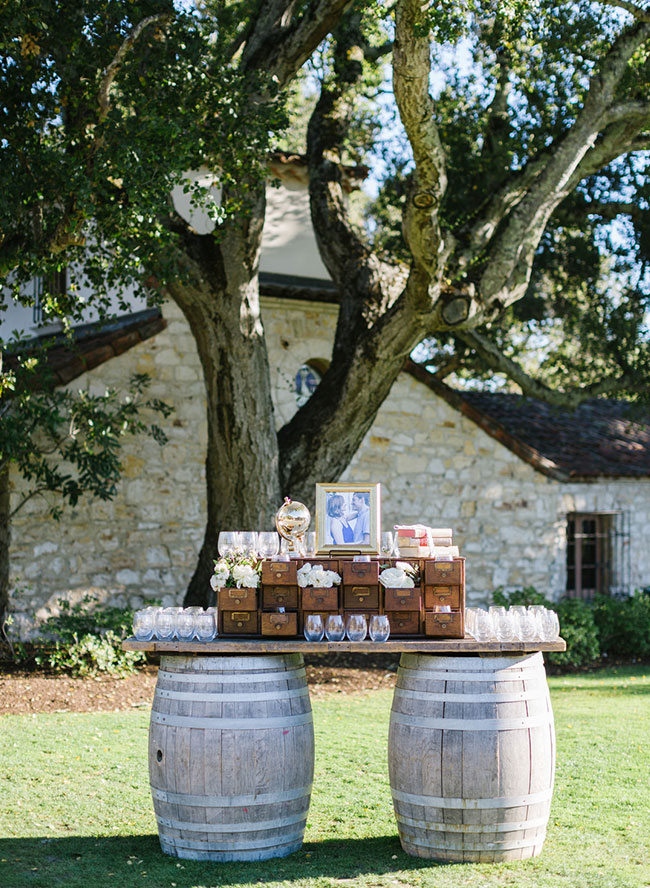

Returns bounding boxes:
[0,665,649,888]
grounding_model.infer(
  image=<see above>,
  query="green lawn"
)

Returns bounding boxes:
[1,665,649,888]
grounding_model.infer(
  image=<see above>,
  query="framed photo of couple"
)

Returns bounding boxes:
[314,482,381,555]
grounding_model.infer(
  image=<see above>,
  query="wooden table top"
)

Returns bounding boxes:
[123,637,566,654]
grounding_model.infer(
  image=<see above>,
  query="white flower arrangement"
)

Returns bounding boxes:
[379,561,418,588]
[210,556,261,590]
[297,562,341,588]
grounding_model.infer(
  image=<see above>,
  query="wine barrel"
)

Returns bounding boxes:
[149,653,314,861]
[388,652,555,863]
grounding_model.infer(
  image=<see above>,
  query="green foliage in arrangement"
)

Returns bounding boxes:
[30,594,146,677]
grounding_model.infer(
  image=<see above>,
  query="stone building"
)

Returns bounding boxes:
[4,156,649,636]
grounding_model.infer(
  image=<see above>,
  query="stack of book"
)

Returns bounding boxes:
[393,525,457,559]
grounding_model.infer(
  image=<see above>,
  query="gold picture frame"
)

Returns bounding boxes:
[314,482,381,555]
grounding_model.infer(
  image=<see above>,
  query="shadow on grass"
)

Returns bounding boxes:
[0,834,445,888]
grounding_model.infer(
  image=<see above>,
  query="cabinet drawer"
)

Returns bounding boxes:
[383,587,422,611]
[424,610,464,638]
[262,585,299,609]
[424,559,464,586]
[217,586,258,611]
[261,612,298,636]
[219,611,260,635]
[424,585,461,609]
[341,561,379,585]
[343,585,379,609]
[261,561,297,585]
[386,611,420,635]
[301,586,338,611]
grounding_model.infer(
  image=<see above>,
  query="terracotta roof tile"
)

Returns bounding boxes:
[406,361,650,480]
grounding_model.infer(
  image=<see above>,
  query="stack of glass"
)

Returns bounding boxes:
[464,605,560,643]
[133,606,218,642]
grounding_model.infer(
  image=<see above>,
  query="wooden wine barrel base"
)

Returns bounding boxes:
[388,652,556,863]
[149,653,314,861]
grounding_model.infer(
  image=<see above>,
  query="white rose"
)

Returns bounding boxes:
[211,562,230,589]
[297,563,312,588]
[310,568,328,587]
[380,567,414,588]
[233,564,259,588]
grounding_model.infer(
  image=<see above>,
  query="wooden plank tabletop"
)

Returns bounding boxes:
[123,637,566,654]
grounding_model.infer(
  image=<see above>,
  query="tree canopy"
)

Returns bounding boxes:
[2,0,650,605]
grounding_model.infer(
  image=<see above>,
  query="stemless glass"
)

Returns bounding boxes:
[257,531,280,558]
[218,532,240,558]
[517,610,539,642]
[195,611,216,642]
[154,607,175,640]
[304,614,324,642]
[380,532,395,557]
[540,609,560,642]
[464,607,479,639]
[346,614,367,641]
[303,532,317,558]
[369,615,390,642]
[474,608,495,642]
[325,614,345,641]
[176,609,196,641]
[494,609,516,642]
[133,608,155,641]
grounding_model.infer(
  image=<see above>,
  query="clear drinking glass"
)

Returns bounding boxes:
[464,607,479,639]
[380,532,394,557]
[325,614,345,641]
[217,532,240,558]
[257,531,280,558]
[239,531,257,558]
[195,611,216,642]
[540,609,560,642]
[304,614,324,642]
[154,607,175,640]
[175,609,196,641]
[369,615,390,642]
[517,610,539,642]
[303,532,317,558]
[495,610,516,642]
[474,608,495,642]
[133,609,155,640]
[346,614,367,641]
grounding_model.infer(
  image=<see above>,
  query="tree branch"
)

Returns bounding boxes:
[240,0,354,88]
[457,328,645,408]
[476,18,650,310]
[606,100,650,123]
[98,14,170,121]
[393,0,448,284]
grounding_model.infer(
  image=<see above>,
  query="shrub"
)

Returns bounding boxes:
[491,587,600,669]
[33,594,146,677]
[592,590,650,660]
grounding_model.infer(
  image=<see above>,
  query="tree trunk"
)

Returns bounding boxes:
[0,466,10,631]
[167,197,282,607]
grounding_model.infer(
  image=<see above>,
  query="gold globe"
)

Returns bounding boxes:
[275,497,311,555]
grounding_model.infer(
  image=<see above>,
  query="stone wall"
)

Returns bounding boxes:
[8,297,650,636]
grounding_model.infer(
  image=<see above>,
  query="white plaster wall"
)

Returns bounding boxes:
[8,296,650,637]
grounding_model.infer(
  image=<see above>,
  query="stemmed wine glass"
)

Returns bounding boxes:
[257,532,280,558]
[239,532,257,558]
[217,532,240,558]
